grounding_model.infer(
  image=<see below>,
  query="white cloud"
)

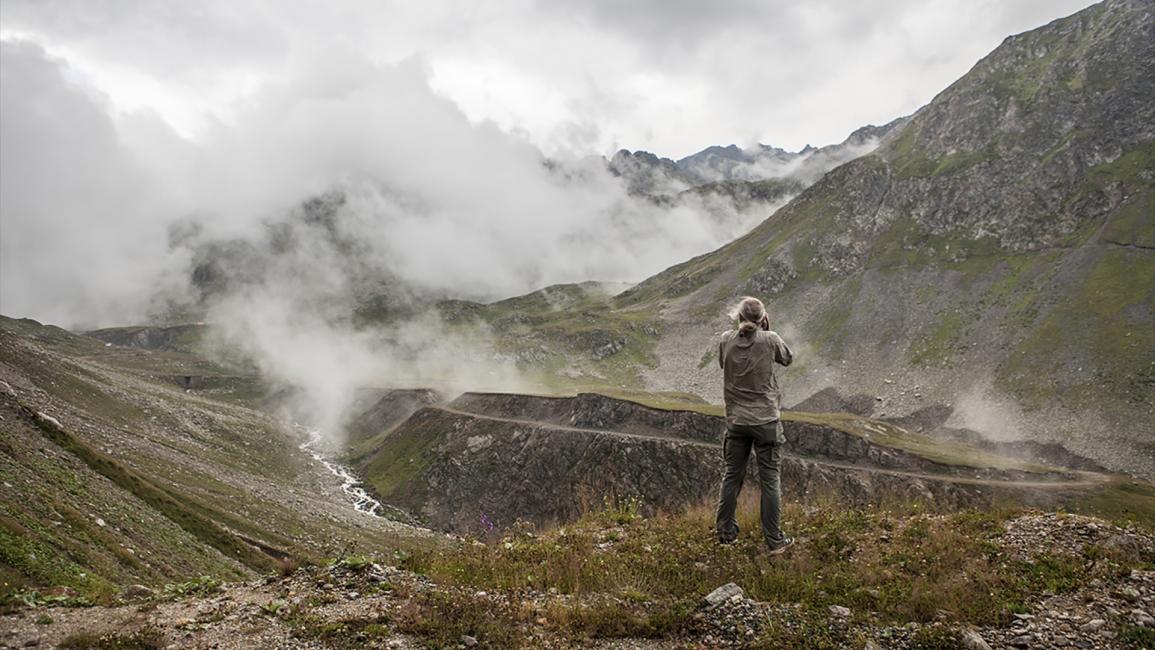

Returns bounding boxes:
[0,41,771,326]
[0,0,1096,156]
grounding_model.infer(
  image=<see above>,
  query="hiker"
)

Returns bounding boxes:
[715,296,794,555]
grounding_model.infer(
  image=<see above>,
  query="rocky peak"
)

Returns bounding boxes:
[888,0,1154,166]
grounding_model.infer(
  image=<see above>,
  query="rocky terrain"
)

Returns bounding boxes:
[1,510,1151,649]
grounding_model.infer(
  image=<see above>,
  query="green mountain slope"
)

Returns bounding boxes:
[605,0,1155,480]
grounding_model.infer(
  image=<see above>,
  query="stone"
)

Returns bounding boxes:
[828,605,852,617]
[1009,633,1035,647]
[959,628,993,650]
[461,635,478,647]
[703,583,744,609]
[1117,587,1140,602]
[122,584,154,600]
[465,435,493,453]
[1079,619,1106,633]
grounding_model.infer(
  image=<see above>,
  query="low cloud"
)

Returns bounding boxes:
[1,41,777,327]
[0,40,780,436]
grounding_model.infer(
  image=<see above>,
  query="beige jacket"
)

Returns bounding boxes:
[718,328,793,428]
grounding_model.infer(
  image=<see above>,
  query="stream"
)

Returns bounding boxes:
[299,428,385,517]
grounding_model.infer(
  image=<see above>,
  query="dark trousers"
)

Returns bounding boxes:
[715,421,785,548]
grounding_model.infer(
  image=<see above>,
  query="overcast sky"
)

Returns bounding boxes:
[1,0,1094,157]
[0,0,1100,328]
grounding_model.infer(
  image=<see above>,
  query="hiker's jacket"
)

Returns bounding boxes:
[718,328,793,428]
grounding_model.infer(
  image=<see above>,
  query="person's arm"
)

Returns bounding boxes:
[769,331,793,367]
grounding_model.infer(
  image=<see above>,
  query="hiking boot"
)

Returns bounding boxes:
[717,523,739,545]
[767,536,794,555]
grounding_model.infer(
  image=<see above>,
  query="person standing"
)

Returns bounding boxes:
[715,296,794,554]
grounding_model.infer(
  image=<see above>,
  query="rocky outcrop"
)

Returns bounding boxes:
[608,149,696,197]
[449,392,1067,479]
[790,387,877,416]
[344,388,442,443]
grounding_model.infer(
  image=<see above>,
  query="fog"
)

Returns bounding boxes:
[0,41,789,436]
[1,42,785,327]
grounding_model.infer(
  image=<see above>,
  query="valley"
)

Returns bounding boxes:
[1,0,1154,647]
[2,311,1153,647]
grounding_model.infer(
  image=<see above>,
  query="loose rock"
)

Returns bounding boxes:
[703,583,745,609]
[960,628,993,650]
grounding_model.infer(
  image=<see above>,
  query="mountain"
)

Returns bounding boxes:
[676,120,907,185]
[607,149,698,196]
[610,0,1154,480]
[608,118,908,200]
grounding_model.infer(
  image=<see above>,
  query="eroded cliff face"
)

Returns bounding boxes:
[353,392,1085,534]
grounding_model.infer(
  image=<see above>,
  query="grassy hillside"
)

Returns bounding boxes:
[0,317,427,604]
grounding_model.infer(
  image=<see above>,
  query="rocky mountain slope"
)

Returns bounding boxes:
[609,0,1155,481]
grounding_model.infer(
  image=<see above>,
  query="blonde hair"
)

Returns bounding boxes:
[730,296,766,336]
